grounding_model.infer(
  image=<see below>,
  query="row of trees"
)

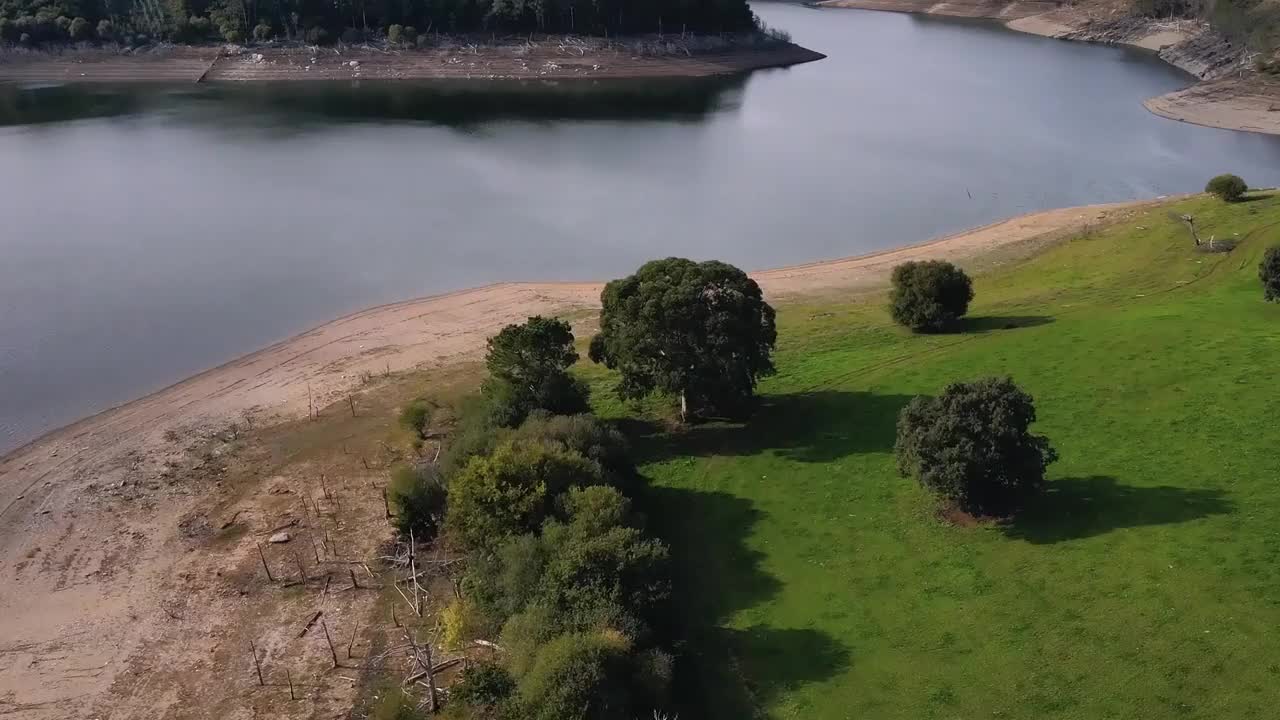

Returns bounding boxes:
[0,0,758,46]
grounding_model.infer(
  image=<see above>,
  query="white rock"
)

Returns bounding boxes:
[348,60,360,67]
[268,532,291,543]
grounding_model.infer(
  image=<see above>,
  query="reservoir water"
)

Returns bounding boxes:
[3,2,1280,454]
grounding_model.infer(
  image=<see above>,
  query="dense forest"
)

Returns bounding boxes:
[0,0,759,44]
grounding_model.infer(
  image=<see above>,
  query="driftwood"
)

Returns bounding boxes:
[219,510,244,529]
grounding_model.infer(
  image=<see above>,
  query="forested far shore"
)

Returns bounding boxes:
[0,0,765,47]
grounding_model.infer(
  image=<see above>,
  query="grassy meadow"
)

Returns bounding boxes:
[582,194,1280,719]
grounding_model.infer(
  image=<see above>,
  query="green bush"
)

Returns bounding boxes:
[95,19,112,40]
[370,689,425,720]
[896,377,1058,516]
[1260,246,1280,302]
[403,25,418,45]
[252,22,272,40]
[446,440,602,551]
[888,260,975,333]
[399,399,432,440]
[189,16,212,37]
[387,23,404,43]
[222,27,244,42]
[451,662,517,709]
[1206,173,1248,202]
[68,16,90,41]
[510,414,634,490]
[514,630,635,720]
[388,463,448,540]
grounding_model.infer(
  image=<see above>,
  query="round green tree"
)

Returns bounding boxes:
[387,463,447,540]
[589,258,776,421]
[1205,173,1248,202]
[483,315,589,427]
[888,260,974,333]
[1260,246,1280,302]
[895,377,1058,516]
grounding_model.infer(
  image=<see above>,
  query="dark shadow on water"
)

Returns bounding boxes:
[1003,475,1234,544]
[962,315,1055,334]
[642,484,850,718]
[0,75,747,130]
[623,390,915,465]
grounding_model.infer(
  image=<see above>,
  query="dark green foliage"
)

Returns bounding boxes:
[252,21,271,40]
[453,662,517,706]
[895,377,1058,516]
[399,399,432,440]
[589,258,777,420]
[305,26,331,44]
[388,463,448,540]
[68,16,89,40]
[371,689,426,720]
[483,316,590,428]
[445,440,603,551]
[1206,174,1248,202]
[94,18,109,38]
[1260,246,1280,301]
[888,260,975,333]
[387,23,404,43]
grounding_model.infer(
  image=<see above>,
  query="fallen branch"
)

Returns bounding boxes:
[298,610,323,638]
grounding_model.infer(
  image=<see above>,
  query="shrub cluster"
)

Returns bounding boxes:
[1260,246,1280,302]
[895,377,1058,516]
[388,315,674,719]
[888,260,974,333]
[1206,173,1248,202]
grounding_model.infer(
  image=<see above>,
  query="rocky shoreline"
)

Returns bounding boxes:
[821,0,1280,135]
[0,37,825,83]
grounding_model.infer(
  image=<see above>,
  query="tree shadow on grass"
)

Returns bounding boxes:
[621,390,915,465]
[1003,475,1234,544]
[962,315,1055,334]
[1236,192,1274,203]
[642,484,851,718]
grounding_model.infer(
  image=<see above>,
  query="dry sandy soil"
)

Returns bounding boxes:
[0,41,824,83]
[821,0,1280,135]
[0,200,1156,719]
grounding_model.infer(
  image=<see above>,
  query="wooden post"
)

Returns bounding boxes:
[256,542,274,583]
[294,550,307,584]
[311,535,322,564]
[410,529,420,616]
[382,486,392,520]
[286,667,295,700]
[307,382,314,421]
[250,640,264,686]
[320,474,331,500]
[347,622,359,659]
[347,395,356,417]
[321,620,339,668]
[349,567,359,590]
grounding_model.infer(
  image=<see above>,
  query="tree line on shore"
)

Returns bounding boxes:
[0,0,758,47]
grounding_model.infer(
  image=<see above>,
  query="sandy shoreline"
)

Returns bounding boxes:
[0,199,1159,719]
[819,0,1280,136]
[0,41,824,83]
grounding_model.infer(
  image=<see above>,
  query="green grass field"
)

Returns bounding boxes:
[586,194,1280,719]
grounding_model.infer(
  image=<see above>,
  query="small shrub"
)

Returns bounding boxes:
[1260,246,1280,302]
[888,260,975,333]
[370,689,424,720]
[895,377,1058,516]
[403,26,417,45]
[189,16,212,37]
[399,399,432,439]
[68,17,91,41]
[19,32,32,45]
[95,19,112,40]
[387,23,404,43]
[510,413,634,489]
[133,33,149,46]
[388,463,448,540]
[54,15,71,35]
[221,26,244,43]
[515,630,635,720]
[341,27,362,43]
[305,26,330,44]
[252,22,272,41]
[441,597,491,649]
[1206,173,1248,202]
[483,316,590,428]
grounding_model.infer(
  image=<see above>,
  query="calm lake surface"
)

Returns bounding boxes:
[4,3,1280,454]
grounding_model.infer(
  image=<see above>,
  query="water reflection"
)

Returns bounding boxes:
[0,76,747,130]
